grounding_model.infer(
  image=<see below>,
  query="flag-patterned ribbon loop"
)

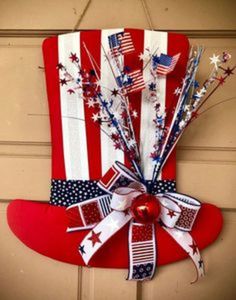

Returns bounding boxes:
[66,161,205,281]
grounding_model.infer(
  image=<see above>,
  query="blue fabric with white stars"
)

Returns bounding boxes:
[49,179,176,207]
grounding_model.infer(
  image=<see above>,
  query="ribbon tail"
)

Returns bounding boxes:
[127,220,157,281]
[164,227,205,283]
[79,210,132,265]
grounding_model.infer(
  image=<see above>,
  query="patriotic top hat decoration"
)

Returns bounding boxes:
[7,28,234,282]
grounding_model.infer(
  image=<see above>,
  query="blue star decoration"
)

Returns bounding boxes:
[79,245,86,255]
[198,259,204,268]
[194,80,200,88]
[149,82,156,91]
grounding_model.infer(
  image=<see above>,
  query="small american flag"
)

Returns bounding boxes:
[108,32,135,57]
[154,53,180,75]
[116,70,145,94]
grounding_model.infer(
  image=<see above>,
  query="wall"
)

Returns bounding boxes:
[0,1,235,299]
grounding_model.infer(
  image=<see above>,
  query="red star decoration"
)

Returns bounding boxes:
[121,110,128,119]
[154,103,160,111]
[189,240,198,255]
[123,208,130,216]
[111,133,120,141]
[167,210,176,218]
[57,63,64,70]
[217,76,226,85]
[88,230,102,247]
[69,53,79,62]
[114,142,122,150]
[224,67,234,76]
[60,78,67,86]
[111,89,119,97]
[150,152,157,159]
[191,111,198,119]
[67,89,75,94]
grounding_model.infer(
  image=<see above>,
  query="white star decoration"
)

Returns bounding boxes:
[209,54,220,68]
[138,51,150,61]
[107,217,119,232]
[174,87,181,95]
[92,113,100,122]
[129,139,137,147]
[116,200,127,210]
[87,98,95,108]
[132,110,138,118]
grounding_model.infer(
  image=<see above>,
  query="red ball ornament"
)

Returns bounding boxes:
[130,193,161,224]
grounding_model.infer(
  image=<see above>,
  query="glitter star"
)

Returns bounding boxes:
[111,89,119,97]
[224,67,234,76]
[209,54,220,68]
[111,133,120,141]
[138,52,149,61]
[92,113,100,122]
[60,78,68,86]
[149,82,156,91]
[87,230,102,247]
[217,76,226,85]
[57,63,64,70]
[194,80,200,88]
[132,110,138,118]
[87,98,95,108]
[174,87,181,95]
[69,53,79,62]
[67,89,75,94]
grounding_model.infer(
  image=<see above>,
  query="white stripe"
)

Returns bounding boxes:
[140,31,167,180]
[100,29,125,175]
[58,32,89,180]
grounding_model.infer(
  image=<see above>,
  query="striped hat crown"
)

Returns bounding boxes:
[43,29,189,184]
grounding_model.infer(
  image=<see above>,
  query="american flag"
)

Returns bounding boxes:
[116,70,145,94]
[155,53,180,75]
[108,32,135,57]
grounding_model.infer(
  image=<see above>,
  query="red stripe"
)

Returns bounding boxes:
[124,29,144,168]
[162,33,190,180]
[42,37,66,179]
[81,30,102,180]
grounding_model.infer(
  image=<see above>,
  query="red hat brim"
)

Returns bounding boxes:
[7,199,223,268]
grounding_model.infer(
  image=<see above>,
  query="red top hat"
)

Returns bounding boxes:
[7,29,223,281]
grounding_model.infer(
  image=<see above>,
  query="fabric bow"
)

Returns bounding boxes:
[66,161,205,282]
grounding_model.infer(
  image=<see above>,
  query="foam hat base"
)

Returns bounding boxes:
[7,200,223,268]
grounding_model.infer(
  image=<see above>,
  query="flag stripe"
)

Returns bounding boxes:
[124,29,144,168]
[53,30,180,181]
[43,37,66,178]
[162,34,188,179]
[58,32,89,179]
[99,196,112,216]
[81,30,102,179]
[140,30,167,180]
[100,29,125,175]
